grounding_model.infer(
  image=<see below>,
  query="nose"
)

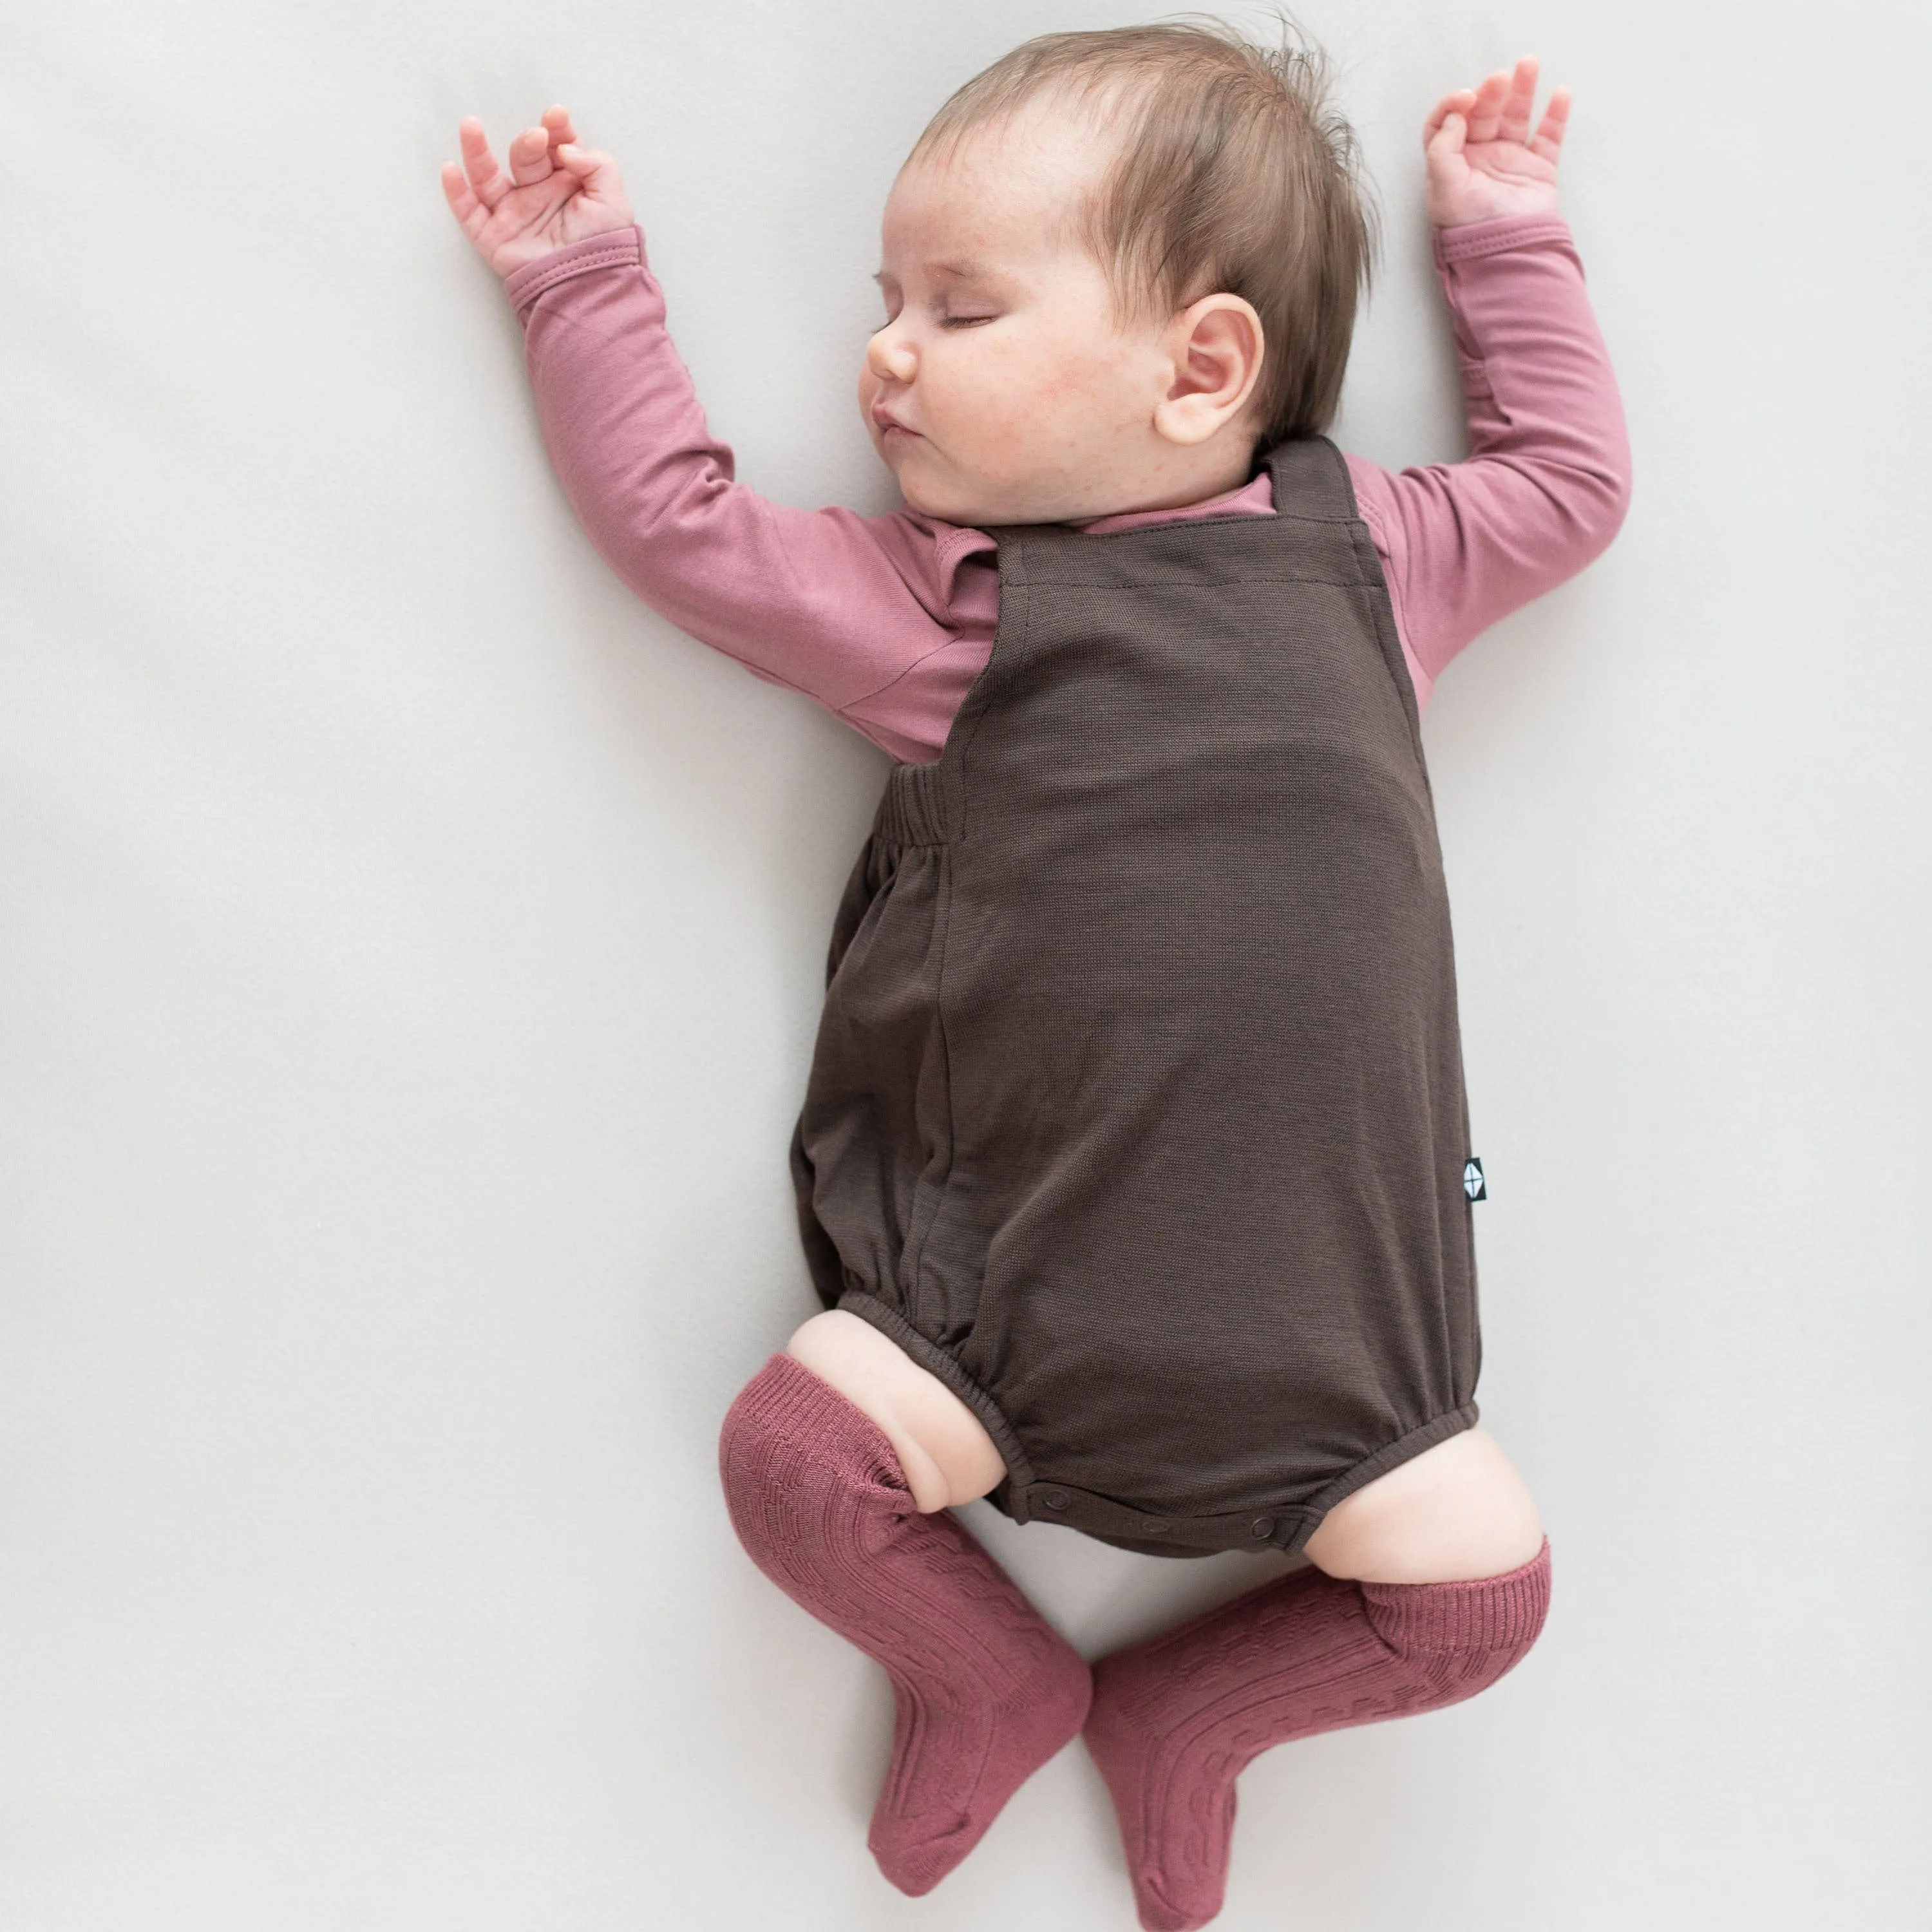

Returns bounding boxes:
[866,319,916,386]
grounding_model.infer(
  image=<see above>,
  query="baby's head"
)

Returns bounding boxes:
[862,20,1379,527]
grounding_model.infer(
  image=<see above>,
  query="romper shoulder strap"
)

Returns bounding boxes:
[1265,432,1426,757]
[1262,435,1361,522]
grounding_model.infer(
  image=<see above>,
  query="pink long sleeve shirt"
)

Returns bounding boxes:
[502,213,1630,762]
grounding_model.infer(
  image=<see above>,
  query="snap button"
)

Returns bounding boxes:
[1040,1490,1068,1511]
[1139,1518,1169,1535]
[1250,1517,1276,1540]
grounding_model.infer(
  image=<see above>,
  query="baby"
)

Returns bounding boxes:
[444,21,1629,1929]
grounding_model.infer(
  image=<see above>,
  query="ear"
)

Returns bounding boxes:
[1151,294,1265,448]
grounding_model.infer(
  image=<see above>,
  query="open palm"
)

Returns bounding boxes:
[440,105,636,279]
[1424,57,1569,228]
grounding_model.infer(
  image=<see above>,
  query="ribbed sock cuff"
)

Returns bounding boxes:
[1360,1535,1551,1653]
[719,1350,909,1491]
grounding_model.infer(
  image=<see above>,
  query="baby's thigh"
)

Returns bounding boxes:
[784,1310,1007,1513]
[1302,1426,1544,1584]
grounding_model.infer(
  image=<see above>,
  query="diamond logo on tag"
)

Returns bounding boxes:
[1463,1157,1486,1202]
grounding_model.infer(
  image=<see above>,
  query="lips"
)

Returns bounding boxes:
[872,401,920,438]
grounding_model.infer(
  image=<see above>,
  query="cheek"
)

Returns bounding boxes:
[990,319,1137,433]
[1046,319,1144,422]
[929,333,1084,459]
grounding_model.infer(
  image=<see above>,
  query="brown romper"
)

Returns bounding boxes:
[788,435,1482,1560]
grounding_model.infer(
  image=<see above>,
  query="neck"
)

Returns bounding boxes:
[1066,437,1263,525]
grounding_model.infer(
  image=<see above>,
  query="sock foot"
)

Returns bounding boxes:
[719,1350,1092,1898]
[869,1634,1092,1893]
[1083,1542,1551,1929]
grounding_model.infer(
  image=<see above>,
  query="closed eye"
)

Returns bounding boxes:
[940,314,998,329]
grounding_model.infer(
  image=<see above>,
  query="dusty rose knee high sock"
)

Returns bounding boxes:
[717,1352,1092,1895]
[1083,1537,1552,1931]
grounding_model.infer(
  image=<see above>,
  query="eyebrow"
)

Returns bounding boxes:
[872,260,992,286]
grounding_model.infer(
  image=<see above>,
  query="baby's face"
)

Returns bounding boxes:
[861,102,1243,526]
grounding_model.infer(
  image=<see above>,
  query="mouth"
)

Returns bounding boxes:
[871,403,920,439]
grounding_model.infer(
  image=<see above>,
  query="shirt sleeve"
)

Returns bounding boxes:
[501,225,974,762]
[1341,213,1633,704]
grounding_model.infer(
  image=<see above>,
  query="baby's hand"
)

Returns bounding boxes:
[440,106,636,279]
[1423,57,1569,228]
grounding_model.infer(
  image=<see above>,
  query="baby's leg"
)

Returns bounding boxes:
[1083,1434,1550,1931]
[784,1309,1007,1511]
[1302,1424,1545,1582]
[717,1345,1086,1897]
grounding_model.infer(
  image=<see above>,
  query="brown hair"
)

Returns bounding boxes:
[908,14,1379,447]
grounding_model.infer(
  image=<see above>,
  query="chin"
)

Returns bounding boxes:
[893,469,1023,529]
[895,473,984,527]
[891,448,1079,529]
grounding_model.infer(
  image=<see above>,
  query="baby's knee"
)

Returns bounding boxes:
[1359,1534,1553,1704]
[782,1311,1006,1511]
[1303,1425,1544,1584]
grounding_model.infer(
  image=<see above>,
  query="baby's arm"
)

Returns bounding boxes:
[1347,60,1633,701]
[444,111,967,761]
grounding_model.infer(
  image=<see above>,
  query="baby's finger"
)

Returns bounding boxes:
[506,124,556,188]
[1528,86,1571,162]
[1425,108,1468,167]
[1421,86,1478,146]
[1464,67,1511,146]
[542,102,580,150]
[439,158,486,234]
[457,116,511,210]
[1496,56,1539,147]
[556,142,625,200]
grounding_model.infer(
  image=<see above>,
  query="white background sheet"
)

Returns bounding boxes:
[4,1,1927,1926]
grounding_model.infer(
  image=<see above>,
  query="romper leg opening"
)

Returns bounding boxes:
[1285,1403,1482,1558]
[833,1288,1036,1490]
